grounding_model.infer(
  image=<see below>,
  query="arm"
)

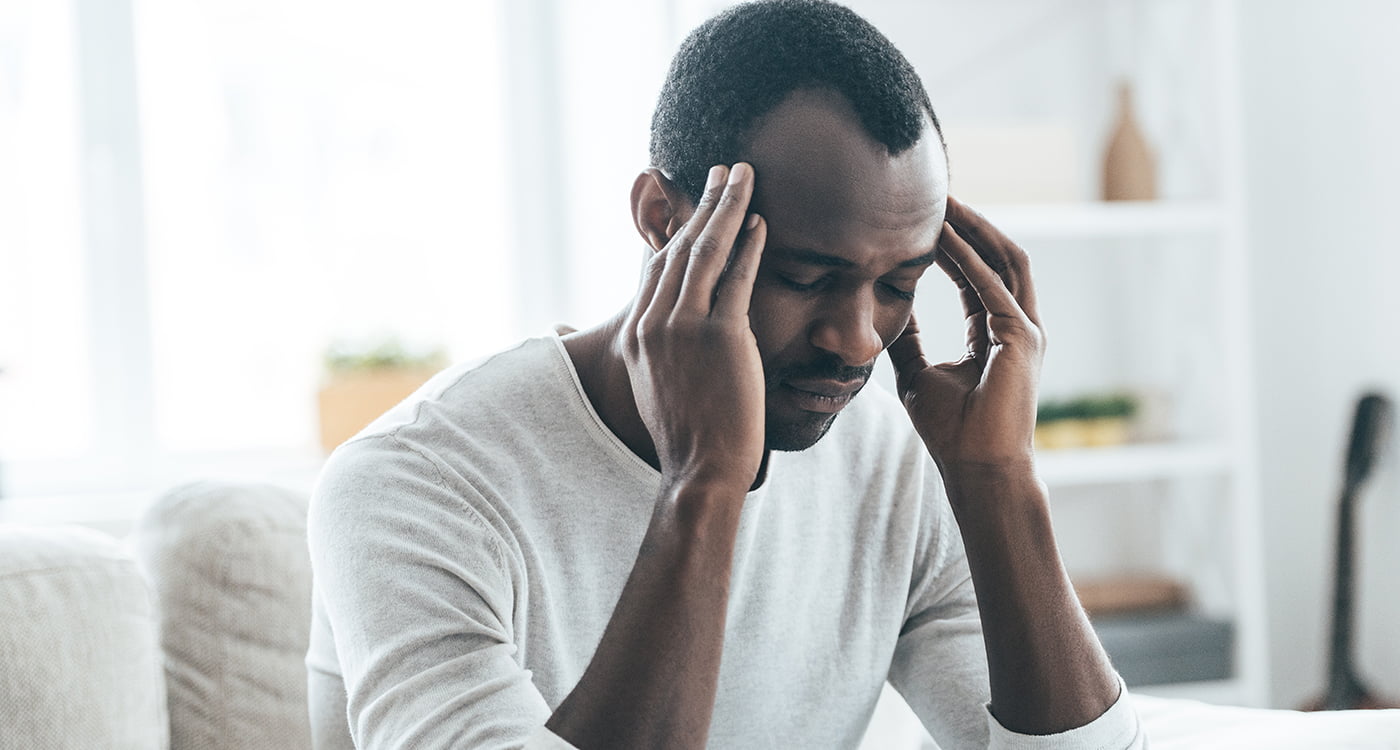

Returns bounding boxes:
[313,163,767,750]
[888,196,1125,735]
[546,162,768,748]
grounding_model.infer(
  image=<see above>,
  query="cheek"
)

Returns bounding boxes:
[747,290,813,356]
[876,305,915,349]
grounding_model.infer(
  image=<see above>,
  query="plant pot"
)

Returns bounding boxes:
[1035,417,1133,451]
[317,369,436,453]
[1035,420,1090,451]
[1082,417,1132,447]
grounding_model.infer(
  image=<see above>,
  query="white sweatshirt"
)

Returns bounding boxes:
[306,331,1143,749]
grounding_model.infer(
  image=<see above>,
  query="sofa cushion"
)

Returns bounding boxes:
[132,481,313,750]
[0,523,169,749]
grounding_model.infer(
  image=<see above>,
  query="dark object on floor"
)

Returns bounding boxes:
[1304,392,1396,711]
[1093,611,1233,687]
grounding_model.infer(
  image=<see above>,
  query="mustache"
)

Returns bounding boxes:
[767,355,874,388]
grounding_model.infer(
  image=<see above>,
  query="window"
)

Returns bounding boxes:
[135,0,515,453]
[0,0,683,502]
[0,0,93,464]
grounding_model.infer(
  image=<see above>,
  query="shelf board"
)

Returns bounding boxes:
[974,201,1222,240]
[1036,441,1232,485]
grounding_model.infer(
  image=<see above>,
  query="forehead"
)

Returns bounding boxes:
[740,88,949,265]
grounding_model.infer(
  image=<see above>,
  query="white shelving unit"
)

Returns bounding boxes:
[989,2,1267,708]
[681,0,1270,721]
[872,0,1268,709]
[1036,441,1233,487]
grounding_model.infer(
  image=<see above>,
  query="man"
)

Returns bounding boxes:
[306,1,1145,748]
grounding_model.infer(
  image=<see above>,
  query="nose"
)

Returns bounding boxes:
[808,290,884,367]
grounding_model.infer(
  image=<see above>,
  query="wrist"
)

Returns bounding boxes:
[650,476,748,553]
[938,458,1047,514]
[663,457,763,498]
[938,456,1040,491]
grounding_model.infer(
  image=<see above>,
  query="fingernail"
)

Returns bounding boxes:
[728,162,750,185]
[745,213,760,230]
[707,165,726,189]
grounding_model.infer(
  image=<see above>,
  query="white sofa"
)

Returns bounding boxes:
[0,482,312,750]
[1,481,1397,749]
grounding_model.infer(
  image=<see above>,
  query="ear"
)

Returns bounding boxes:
[631,168,694,253]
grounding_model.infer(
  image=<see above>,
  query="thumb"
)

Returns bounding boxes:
[887,314,932,395]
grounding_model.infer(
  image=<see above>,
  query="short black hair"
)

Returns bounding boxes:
[650,0,943,203]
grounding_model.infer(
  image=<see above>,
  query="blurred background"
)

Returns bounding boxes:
[1,0,1396,713]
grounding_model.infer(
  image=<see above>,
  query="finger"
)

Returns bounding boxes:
[937,221,1028,325]
[624,246,670,339]
[935,229,991,361]
[886,313,934,393]
[678,162,756,314]
[934,237,983,319]
[651,164,730,313]
[712,212,766,319]
[945,196,1041,325]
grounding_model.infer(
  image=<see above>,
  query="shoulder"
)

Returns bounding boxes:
[323,335,593,476]
[353,336,569,440]
[308,336,575,546]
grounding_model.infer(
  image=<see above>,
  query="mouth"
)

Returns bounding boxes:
[780,377,867,413]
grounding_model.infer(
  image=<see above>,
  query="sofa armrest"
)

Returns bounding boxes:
[0,523,169,749]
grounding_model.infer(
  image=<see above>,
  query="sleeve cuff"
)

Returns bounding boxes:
[986,676,1145,750]
[523,725,580,750]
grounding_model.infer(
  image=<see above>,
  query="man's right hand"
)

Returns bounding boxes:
[621,162,768,492]
[545,164,767,749]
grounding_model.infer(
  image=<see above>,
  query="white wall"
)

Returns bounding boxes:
[1237,0,1400,708]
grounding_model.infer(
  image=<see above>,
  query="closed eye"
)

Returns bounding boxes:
[882,283,916,302]
[778,273,917,302]
[777,274,831,293]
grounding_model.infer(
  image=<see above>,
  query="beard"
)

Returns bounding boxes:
[762,354,874,452]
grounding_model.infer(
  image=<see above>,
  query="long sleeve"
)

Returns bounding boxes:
[887,468,1145,750]
[307,434,551,749]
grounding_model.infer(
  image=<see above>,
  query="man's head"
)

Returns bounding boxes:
[650,0,943,204]
[635,0,950,451]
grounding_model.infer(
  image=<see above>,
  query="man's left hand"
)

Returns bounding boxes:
[887,195,1045,479]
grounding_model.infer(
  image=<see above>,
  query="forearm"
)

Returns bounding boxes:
[941,463,1119,735]
[545,476,745,749]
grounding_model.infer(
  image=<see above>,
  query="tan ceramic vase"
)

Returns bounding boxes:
[1102,82,1157,201]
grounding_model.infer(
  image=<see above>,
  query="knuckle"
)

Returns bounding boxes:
[715,188,745,210]
[637,310,663,337]
[690,235,723,258]
[698,182,725,208]
[644,250,667,275]
[1006,244,1031,269]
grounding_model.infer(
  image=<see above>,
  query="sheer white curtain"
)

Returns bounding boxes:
[0,0,532,498]
[0,0,690,500]
[134,0,514,453]
[0,0,95,465]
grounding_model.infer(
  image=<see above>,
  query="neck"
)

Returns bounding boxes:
[560,312,661,472]
[560,312,773,491]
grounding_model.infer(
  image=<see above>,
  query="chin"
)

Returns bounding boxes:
[764,411,840,452]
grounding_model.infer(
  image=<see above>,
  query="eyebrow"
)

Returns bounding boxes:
[772,247,938,269]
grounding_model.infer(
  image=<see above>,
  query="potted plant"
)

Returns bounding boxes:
[1034,392,1139,451]
[316,338,448,453]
